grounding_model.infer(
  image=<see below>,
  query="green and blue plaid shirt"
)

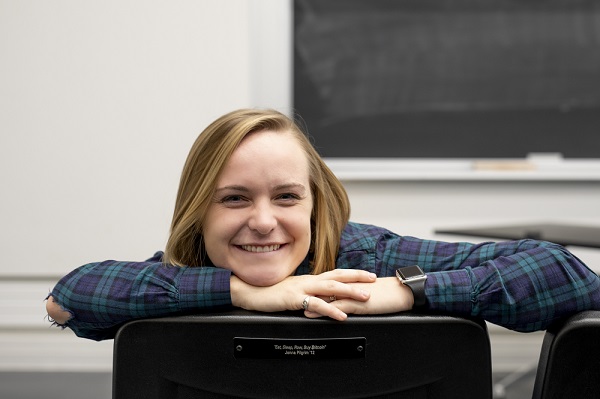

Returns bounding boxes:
[50,222,600,341]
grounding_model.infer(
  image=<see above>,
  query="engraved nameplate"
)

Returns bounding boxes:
[233,337,366,359]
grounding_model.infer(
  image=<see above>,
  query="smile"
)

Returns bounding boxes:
[240,244,282,253]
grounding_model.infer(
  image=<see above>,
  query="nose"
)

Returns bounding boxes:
[248,201,277,235]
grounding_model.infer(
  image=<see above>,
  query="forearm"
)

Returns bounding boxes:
[48,259,233,340]
[426,240,600,332]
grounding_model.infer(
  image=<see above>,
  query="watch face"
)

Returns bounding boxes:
[397,265,424,280]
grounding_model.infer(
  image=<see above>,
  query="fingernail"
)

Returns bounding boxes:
[369,272,377,279]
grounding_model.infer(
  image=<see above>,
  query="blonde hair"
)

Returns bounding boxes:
[163,109,350,274]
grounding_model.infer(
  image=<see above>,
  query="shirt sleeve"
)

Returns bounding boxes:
[49,254,233,341]
[377,234,600,332]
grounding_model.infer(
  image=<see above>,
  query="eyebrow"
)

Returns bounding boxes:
[214,183,307,194]
[214,185,250,194]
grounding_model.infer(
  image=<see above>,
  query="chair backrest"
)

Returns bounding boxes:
[532,310,600,399]
[113,310,492,399]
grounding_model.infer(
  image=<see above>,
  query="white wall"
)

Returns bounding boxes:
[1,0,291,277]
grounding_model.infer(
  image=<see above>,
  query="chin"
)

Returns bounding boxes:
[239,270,290,287]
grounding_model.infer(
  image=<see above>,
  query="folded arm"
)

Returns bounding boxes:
[421,239,600,331]
[46,257,232,340]
[337,223,600,332]
[46,255,378,340]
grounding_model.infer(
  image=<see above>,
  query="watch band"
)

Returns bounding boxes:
[396,266,427,308]
[406,277,427,308]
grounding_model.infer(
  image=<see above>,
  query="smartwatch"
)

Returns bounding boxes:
[396,265,427,308]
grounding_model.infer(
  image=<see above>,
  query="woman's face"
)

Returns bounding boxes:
[203,129,313,286]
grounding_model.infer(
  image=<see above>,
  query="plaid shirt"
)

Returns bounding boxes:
[50,222,600,340]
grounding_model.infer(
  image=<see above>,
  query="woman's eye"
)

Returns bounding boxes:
[276,193,300,201]
[221,195,246,204]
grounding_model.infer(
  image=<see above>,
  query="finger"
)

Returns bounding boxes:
[310,280,371,303]
[315,294,339,303]
[303,310,324,318]
[302,296,347,321]
[317,269,377,284]
[329,299,370,315]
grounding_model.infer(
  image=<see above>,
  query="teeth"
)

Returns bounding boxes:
[241,244,281,253]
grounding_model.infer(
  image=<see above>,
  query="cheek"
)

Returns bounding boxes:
[203,210,239,261]
[291,209,313,250]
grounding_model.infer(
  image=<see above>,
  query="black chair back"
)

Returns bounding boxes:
[113,310,492,399]
[532,310,600,399]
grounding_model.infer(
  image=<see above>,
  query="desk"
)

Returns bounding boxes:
[435,223,600,249]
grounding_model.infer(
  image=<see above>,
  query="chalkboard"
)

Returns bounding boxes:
[293,0,600,158]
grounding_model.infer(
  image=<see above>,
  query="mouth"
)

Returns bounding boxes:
[239,244,282,253]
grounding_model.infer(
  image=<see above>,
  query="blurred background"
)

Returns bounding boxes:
[1,1,599,398]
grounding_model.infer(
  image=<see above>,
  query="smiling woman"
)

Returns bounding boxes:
[163,109,350,278]
[46,108,600,341]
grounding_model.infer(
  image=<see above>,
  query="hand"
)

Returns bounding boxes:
[323,277,414,316]
[231,269,377,321]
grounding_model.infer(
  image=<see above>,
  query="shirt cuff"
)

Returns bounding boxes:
[425,269,473,317]
[177,267,233,312]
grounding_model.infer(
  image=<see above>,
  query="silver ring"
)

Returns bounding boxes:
[329,295,337,302]
[302,296,311,310]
